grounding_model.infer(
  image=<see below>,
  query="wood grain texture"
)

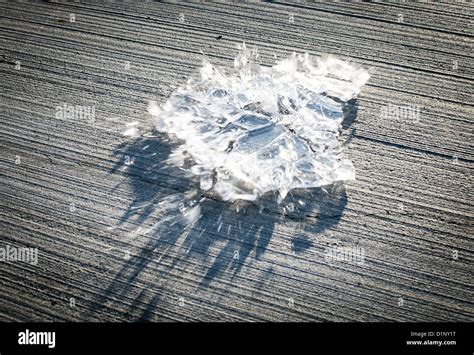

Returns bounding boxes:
[0,1,473,322]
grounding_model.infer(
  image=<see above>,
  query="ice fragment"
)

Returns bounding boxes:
[149,44,370,202]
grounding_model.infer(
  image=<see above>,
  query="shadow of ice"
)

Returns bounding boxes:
[90,100,358,321]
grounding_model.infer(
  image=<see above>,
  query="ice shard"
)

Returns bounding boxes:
[149,44,371,202]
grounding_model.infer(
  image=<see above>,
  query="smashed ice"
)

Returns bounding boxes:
[149,44,370,203]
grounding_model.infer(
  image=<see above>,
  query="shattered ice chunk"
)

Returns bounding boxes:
[149,44,370,202]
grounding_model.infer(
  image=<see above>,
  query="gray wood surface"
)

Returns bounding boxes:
[1,1,473,322]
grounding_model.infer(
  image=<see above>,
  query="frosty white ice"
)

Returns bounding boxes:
[148,44,371,203]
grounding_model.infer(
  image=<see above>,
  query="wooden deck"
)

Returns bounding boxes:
[1,1,473,322]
